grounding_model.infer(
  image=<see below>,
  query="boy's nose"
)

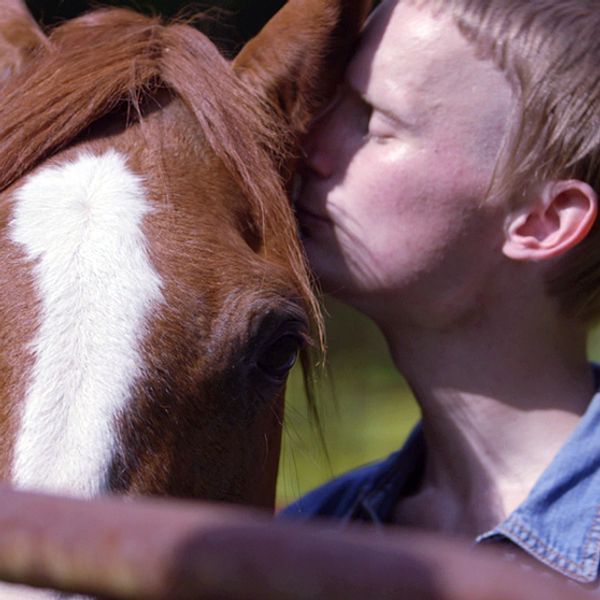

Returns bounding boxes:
[303,122,336,179]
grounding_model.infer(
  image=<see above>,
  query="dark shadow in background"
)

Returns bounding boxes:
[25,0,286,56]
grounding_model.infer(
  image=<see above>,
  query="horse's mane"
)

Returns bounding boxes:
[0,8,284,207]
[0,8,323,356]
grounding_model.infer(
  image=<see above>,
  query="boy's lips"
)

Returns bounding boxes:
[292,173,331,223]
[295,204,332,226]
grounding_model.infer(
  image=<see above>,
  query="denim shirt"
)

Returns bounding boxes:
[280,372,600,584]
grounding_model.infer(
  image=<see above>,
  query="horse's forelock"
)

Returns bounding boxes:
[0,7,323,353]
[158,23,325,356]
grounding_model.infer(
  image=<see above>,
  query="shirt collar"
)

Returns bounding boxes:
[478,381,600,583]
[355,366,600,583]
[351,424,425,526]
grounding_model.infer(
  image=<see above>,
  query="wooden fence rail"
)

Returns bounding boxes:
[0,487,591,599]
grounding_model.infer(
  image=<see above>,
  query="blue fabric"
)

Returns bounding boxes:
[281,425,425,526]
[280,367,600,583]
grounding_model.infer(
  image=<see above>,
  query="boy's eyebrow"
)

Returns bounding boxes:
[371,101,415,129]
[344,63,423,130]
[350,80,419,130]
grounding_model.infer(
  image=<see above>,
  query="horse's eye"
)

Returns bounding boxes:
[257,334,302,380]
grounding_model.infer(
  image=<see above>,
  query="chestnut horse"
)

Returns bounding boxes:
[0,2,372,596]
[0,0,370,510]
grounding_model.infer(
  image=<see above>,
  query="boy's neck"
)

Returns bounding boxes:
[383,308,594,537]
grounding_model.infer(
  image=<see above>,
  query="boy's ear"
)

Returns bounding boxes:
[503,180,598,261]
[0,1,46,82]
[233,0,372,136]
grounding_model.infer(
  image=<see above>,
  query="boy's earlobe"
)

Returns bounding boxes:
[502,180,598,261]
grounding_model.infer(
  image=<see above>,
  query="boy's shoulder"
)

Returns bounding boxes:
[278,451,404,521]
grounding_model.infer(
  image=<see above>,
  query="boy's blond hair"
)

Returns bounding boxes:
[417,0,600,321]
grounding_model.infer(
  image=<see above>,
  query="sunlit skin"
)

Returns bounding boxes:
[297,0,598,536]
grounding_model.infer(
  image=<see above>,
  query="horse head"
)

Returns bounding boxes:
[0,0,371,510]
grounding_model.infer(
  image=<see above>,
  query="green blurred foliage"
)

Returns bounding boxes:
[277,299,420,506]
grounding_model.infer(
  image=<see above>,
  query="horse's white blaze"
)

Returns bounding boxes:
[10,150,163,496]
